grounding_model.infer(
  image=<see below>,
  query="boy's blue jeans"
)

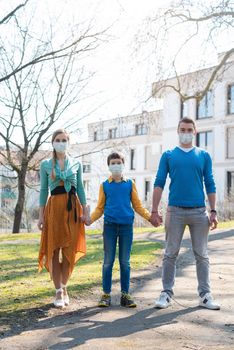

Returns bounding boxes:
[102,221,133,294]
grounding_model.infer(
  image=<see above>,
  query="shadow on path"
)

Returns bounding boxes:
[35,305,199,349]
[1,228,233,342]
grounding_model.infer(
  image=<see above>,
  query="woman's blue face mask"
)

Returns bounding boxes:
[53,141,68,153]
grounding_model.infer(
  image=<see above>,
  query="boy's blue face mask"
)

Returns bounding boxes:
[108,164,124,175]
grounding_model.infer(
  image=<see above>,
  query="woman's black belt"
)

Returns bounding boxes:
[51,186,77,222]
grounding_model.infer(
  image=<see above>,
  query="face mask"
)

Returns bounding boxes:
[179,133,194,145]
[53,141,68,153]
[108,163,124,175]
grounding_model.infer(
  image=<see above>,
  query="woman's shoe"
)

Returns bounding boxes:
[64,294,70,306]
[61,284,70,306]
[53,288,65,308]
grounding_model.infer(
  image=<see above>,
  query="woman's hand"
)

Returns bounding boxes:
[84,217,92,226]
[80,205,91,224]
[38,217,44,230]
[38,207,45,230]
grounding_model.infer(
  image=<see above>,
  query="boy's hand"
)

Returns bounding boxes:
[150,211,163,227]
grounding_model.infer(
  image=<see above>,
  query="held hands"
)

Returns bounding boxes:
[80,205,92,226]
[150,211,163,227]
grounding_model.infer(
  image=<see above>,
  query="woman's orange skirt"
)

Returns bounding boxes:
[38,192,86,278]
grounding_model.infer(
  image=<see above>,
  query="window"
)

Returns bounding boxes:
[196,131,213,154]
[227,171,234,195]
[135,123,147,135]
[227,127,234,158]
[130,149,136,170]
[227,84,234,115]
[180,99,188,119]
[197,90,213,119]
[93,131,97,141]
[108,128,117,139]
[83,164,91,173]
[144,180,150,201]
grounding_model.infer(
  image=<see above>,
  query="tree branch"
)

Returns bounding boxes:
[0,0,29,25]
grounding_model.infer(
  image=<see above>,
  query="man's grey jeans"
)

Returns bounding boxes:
[162,206,210,297]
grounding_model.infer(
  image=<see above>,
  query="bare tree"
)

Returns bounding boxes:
[0,2,107,233]
[0,1,103,84]
[0,1,29,25]
[136,0,234,102]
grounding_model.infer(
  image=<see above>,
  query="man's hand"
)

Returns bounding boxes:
[209,212,218,230]
[150,211,163,227]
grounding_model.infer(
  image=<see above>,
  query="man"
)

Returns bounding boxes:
[151,117,220,310]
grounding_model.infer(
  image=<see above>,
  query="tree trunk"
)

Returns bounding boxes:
[12,167,27,233]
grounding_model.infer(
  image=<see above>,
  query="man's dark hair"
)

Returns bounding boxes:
[178,117,196,130]
[107,152,125,165]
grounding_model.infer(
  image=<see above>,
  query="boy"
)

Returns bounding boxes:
[86,152,151,307]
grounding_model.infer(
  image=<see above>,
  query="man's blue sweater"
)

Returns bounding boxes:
[154,147,216,207]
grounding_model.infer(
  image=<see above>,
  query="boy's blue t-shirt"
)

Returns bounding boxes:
[103,179,134,224]
[154,147,216,207]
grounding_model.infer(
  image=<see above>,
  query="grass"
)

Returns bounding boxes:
[85,220,234,235]
[215,220,234,229]
[0,231,161,316]
[0,220,233,317]
[85,226,163,235]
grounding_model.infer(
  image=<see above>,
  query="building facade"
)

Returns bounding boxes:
[152,58,234,215]
[71,110,163,227]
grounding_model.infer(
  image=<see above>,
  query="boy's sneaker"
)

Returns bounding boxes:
[155,292,171,309]
[98,293,111,307]
[199,293,220,310]
[120,293,137,308]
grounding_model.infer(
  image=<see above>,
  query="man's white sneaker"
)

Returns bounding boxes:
[199,293,220,310]
[155,292,171,309]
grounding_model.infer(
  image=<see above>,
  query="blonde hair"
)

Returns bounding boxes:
[51,129,70,180]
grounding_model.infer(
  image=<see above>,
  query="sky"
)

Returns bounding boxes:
[71,0,171,138]
[1,0,170,145]
[54,0,232,142]
[1,0,233,145]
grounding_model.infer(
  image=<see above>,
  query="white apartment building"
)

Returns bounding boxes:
[71,110,163,226]
[152,57,234,208]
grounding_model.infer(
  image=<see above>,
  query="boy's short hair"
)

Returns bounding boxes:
[178,117,196,130]
[107,152,125,165]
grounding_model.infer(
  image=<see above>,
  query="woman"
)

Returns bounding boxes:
[38,129,88,308]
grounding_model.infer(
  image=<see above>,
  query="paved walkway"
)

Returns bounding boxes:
[1,228,234,350]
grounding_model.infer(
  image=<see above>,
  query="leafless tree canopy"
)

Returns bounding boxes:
[0,0,29,25]
[0,0,107,232]
[136,0,234,102]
